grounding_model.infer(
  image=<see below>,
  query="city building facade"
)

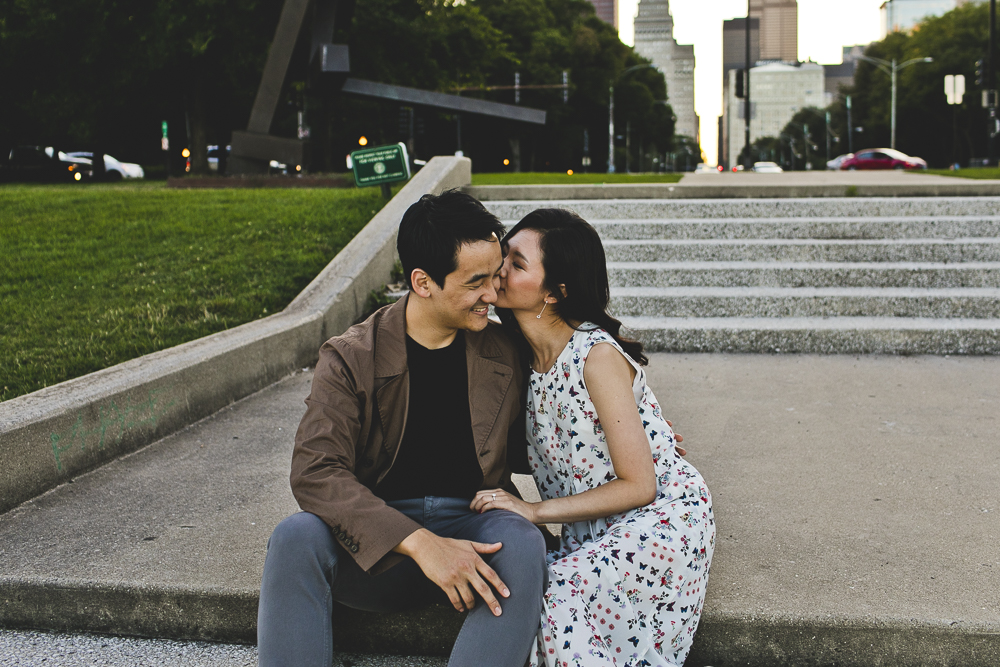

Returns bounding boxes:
[633,0,699,142]
[724,62,825,168]
[750,0,799,62]
[880,0,967,36]
[720,17,761,166]
[587,0,619,29]
[823,45,867,104]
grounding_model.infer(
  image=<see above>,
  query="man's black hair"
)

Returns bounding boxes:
[396,189,506,289]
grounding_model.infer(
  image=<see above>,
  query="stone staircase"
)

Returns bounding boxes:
[486,198,1000,354]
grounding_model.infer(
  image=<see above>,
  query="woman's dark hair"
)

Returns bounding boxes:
[497,208,648,366]
[397,189,505,289]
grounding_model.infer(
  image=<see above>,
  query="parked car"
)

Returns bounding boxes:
[694,163,720,174]
[66,152,144,180]
[827,153,854,170]
[752,161,784,173]
[840,148,927,170]
[0,146,93,183]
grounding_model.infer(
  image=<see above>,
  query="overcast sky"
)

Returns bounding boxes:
[617,0,888,164]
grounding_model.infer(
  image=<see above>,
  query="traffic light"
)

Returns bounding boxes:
[735,69,746,99]
[975,59,985,87]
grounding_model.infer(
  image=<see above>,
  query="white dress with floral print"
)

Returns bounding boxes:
[526,327,715,667]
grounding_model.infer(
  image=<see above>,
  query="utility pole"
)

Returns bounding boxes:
[744,0,752,170]
[989,0,997,165]
[825,111,832,162]
[847,95,853,154]
[608,85,615,173]
[857,55,933,151]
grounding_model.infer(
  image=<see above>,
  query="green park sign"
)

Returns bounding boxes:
[350,143,411,188]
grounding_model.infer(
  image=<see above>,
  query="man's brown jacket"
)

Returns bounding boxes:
[290,295,528,574]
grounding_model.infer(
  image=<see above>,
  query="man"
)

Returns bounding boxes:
[257,190,547,667]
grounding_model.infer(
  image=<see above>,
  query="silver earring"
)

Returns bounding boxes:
[536,302,548,319]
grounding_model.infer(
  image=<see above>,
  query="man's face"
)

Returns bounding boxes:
[424,238,503,333]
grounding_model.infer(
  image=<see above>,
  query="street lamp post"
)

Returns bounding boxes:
[608,64,657,173]
[857,55,933,150]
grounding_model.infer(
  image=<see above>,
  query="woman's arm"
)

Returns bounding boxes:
[471,342,657,525]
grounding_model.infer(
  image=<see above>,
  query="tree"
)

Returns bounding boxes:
[828,2,998,167]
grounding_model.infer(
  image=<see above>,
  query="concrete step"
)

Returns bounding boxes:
[607,261,1000,289]
[609,286,1000,319]
[485,196,1000,222]
[3,358,1000,667]
[582,217,1000,241]
[602,238,1000,263]
[620,315,1000,354]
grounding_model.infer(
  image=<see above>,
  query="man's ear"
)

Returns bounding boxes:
[410,268,434,298]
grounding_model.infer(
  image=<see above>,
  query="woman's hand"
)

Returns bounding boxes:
[471,489,540,524]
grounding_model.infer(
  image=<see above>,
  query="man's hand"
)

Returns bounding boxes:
[394,528,510,615]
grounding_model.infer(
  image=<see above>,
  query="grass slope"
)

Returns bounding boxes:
[923,167,1000,179]
[1,183,386,402]
[471,172,684,185]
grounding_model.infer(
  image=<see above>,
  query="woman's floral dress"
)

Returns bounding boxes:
[526,327,715,667]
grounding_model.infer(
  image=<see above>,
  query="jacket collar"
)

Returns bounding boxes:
[374,293,505,378]
[374,294,409,378]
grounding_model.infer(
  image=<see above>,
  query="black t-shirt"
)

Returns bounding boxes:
[375,331,484,501]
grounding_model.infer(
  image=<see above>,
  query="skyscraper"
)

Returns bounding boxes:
[587,0,619,29]
[750,0,798,63]
[633,0,699,142]
[880,0,964,37]
[720,17,760,166]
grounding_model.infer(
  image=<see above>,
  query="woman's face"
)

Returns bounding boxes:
[496,228,549,312]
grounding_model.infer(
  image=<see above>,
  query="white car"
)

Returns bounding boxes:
[67,152,144,180]
[827,153,853,170]
[752,161,783,173]
[693,163,720,174]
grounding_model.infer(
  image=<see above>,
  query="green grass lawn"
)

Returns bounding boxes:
[471,172,685,185]
[923,167,1000,179]
[0,182,387,402]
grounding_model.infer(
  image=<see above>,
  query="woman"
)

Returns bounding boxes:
[471,209,714,667]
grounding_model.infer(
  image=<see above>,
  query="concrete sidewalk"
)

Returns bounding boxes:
[1,355,998,665]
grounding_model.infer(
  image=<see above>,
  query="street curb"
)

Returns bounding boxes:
[465,181,1000,200]
[0,156,471,514]
[3,577,997,666]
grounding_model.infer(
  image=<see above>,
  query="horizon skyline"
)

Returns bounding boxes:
[617,0,889,165]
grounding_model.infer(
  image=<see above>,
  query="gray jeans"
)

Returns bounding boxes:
[257,497,547,667]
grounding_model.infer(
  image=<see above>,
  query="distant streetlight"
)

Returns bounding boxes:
[856,55,934,150]
[608,64,658,174]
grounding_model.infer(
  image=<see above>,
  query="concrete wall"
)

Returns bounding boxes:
[0,156,472,514]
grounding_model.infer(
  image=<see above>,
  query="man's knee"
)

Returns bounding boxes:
[486,513,547,577]
[267,512,336,562]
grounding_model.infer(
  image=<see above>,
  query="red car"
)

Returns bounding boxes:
[840,148,927,170]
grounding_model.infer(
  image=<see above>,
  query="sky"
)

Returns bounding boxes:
[617,0,889,164]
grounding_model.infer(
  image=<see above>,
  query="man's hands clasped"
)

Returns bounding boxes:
[394,528,510,616]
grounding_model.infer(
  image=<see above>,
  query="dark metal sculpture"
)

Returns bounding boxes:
[229,0,546,174]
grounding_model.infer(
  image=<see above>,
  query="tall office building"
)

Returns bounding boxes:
[588,0,619,29]
[720,17,760,166]
[633,0,699,141]
[880,0,966,37]
[750,0,798,63]
[724,62,825,168]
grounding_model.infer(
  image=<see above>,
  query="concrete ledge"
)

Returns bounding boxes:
[466,181,1000,200]
[0,156,472,514]
[689,615,1000,667]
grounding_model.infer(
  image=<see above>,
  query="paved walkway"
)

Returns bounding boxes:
[1,354,997,665]
[678,170,979,186]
